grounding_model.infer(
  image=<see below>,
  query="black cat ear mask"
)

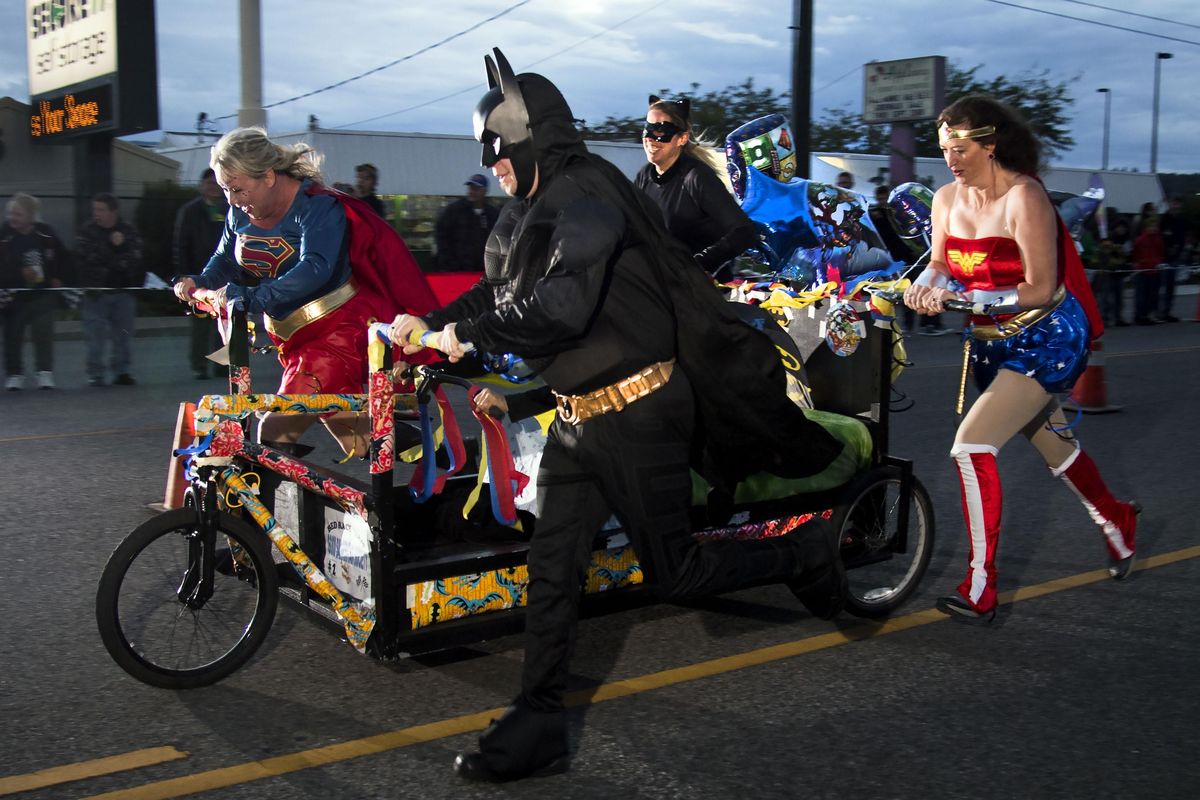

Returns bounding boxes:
[648,94,690,121]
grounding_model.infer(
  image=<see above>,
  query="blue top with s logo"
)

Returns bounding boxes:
[195,179,350,318]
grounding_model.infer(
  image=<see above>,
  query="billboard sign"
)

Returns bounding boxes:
[26,0,159,141]
[862,56,946,125]
[27,0,118,97]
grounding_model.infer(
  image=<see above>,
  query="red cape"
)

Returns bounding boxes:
[308,185,441,364]
[1058,214,1105,344]
[308,185,439,317]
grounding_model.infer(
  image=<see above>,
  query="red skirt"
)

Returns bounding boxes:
[267,289,388,395]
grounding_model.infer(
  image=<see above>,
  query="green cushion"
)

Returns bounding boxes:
[691,408,873,505]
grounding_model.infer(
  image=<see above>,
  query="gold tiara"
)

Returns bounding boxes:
[938,123,996,142]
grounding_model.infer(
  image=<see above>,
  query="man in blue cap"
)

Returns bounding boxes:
[432,172,500,271]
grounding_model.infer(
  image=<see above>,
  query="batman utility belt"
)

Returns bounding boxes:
[553,358,675,425]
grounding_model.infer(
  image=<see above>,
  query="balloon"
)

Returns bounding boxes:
[738,166,903,282]
[724,113,798,201]
[887,182,934,240]
[778,246,820,287]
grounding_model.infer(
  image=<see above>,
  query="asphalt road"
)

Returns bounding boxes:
[1,309,1198,800]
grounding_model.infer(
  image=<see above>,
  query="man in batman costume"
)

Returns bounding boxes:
[391,49,847,782]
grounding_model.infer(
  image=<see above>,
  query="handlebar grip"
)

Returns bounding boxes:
[410,328,477,355]
[367,321,477,354]
[369,322,392,344]
[871,289,978,315]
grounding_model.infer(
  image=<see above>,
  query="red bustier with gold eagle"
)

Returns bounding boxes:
[943,235,1028,290]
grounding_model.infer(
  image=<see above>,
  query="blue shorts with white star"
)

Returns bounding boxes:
[971,291,1091,396]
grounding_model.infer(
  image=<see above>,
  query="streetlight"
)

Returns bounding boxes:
[1097,88,1111,170]
[1150,51,1173,173]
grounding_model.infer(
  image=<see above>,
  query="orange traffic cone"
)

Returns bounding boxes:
[1064,339,1121,414]
[161,402,197,509]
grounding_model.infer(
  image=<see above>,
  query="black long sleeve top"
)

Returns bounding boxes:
[634,155,758,274]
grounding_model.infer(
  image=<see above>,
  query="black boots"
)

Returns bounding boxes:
[454,699,569,782]
[786,518,848,620]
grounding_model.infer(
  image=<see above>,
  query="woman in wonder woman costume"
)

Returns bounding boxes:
[903,95,1137,623]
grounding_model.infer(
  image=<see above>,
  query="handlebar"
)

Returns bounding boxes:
[368,322,477,355]
[367,322,499,413]
[871,289,1008,316]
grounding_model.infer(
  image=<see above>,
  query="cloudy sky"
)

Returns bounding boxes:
[3,0,1197,173]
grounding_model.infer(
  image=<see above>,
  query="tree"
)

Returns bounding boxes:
[810,106,889,155]
[914,63,1077,159]
[581,63,1077,162]
[810,63,1078,161]
[579,78,790,144]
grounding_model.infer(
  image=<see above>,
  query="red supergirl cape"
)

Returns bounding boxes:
[307,184,439,318]
[307,185,441,365]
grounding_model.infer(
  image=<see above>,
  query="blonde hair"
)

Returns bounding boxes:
[210,127,324,182]
[648,99,731,190]
[6,193,40,218]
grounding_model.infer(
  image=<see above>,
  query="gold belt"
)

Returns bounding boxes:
[554,359,675,425]
[264,278,358,341]
[969,285,1066,341]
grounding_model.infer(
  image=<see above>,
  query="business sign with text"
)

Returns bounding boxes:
[862,56,946,125]
[26,0,159,141]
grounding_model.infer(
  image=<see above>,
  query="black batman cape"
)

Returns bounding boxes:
[492,73,842,485]
[596,162,843,483]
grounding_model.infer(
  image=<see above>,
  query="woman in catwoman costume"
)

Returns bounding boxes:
[903,95,1138,623]
[634,95,758,279]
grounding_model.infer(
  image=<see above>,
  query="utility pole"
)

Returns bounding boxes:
[1150,52,1172,173]
[1096,88,1110,170]
[238,0,267,129]
[789,0,813,178]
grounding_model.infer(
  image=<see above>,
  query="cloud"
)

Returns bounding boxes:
[0,0,1196,173]
[670,22,778,48]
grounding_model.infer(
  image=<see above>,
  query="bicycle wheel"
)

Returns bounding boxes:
[831,465,935,618]
[96,508,279,689]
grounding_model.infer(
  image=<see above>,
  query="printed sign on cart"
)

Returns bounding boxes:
[323,507,373,602]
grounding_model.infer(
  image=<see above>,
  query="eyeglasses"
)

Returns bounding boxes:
[642,121,684,143]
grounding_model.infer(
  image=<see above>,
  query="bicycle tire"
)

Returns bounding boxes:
[832,465,935,618]
[96,508,279,689]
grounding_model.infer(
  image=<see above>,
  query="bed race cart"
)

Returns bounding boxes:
[94,262,935,690]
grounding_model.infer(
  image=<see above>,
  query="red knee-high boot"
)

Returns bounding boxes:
[940,445,1003,620]
[1052,446,1138,579]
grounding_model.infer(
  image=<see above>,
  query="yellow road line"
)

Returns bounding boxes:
[83,544,1199,800]
[0,747,187,796]
[0,427,171,444]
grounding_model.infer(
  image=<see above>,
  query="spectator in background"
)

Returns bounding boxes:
[1,193,71,390]
[173,169,229,380]
[1093,219,1129,327]
[836,171,855,191]
[1131,215,1164,325]
[1158,195,1186,323]
[433,174,499,272]
[354,163,386,218]
[634,95,757,280]
[76,193,144,386]
[1134,201,1159,234]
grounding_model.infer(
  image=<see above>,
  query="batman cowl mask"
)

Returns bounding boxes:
[473,48,579,199]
